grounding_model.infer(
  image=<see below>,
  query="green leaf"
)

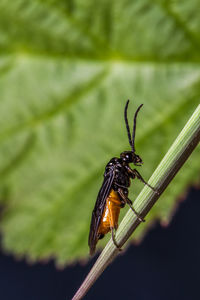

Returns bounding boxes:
[0,0,200,265]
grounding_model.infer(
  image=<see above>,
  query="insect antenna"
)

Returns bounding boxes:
[132,104,143,152]
[124,100,132,148]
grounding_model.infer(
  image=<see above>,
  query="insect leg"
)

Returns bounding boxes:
[107,201,122,251]
[132,169,158,193]
[118,188,145,222]
[114,182,127,188]
[111,227,122,251]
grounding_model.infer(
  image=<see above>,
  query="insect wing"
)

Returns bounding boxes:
[88,169,115,255]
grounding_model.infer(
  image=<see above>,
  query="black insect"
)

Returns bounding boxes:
[88,100,156,255]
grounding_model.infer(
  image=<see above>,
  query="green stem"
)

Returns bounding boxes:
[71,104,200,300]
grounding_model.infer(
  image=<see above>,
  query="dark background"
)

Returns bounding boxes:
[0,187,199,300]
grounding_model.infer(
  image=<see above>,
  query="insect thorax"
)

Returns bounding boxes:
[105,157,131,188]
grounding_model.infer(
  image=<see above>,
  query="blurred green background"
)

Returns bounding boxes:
[0,0,200,266]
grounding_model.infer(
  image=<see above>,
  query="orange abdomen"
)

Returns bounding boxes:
[98,190,122,236]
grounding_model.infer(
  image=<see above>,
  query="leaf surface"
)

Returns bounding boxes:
[0,0,200,265]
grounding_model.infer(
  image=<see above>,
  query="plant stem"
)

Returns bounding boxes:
[71,104,200,300]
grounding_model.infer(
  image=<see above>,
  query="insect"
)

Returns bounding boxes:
[88,100,156,255]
